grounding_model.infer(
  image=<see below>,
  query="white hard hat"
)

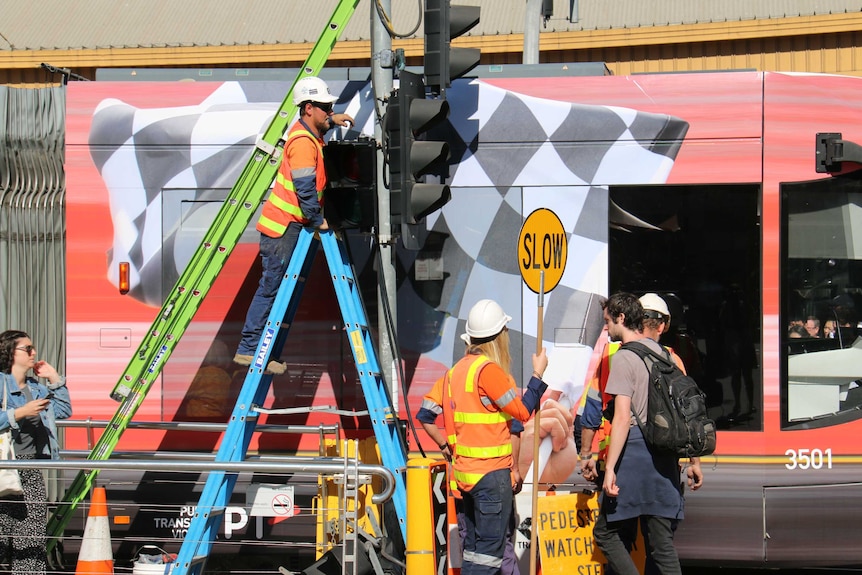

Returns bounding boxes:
[639,293,670,317]
[460,299,512,344]
[292,76,338,106]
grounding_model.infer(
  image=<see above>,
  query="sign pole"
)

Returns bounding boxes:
[529,271,544,575]
[518,208,566,575]
[536,270,544,353]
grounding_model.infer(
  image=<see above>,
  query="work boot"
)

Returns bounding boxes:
[265,360,287,375]
[233,353,253,366]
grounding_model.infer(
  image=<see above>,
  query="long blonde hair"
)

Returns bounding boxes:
[467,328,511,378]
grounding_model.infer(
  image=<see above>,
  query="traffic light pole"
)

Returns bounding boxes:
[371,0,398,410]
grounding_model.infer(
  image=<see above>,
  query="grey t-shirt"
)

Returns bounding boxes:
[605,338,665,426]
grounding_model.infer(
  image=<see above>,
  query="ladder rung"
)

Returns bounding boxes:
[232,412,259,422]
[198,506,226,519]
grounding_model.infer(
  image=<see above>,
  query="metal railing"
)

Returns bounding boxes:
[56,418,342,451]
[19,417,395,573]
[12,418,394,504]
[0,457,396,504]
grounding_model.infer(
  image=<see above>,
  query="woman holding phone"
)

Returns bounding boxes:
[0,330,71,574]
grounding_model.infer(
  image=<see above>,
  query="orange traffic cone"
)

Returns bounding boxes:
[75,486,114,575]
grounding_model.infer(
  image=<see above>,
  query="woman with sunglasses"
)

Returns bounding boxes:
[0,330,71,574]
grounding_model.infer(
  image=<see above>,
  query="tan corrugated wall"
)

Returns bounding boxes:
[4,12,862,83]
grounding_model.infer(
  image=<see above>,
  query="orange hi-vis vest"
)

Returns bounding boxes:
[442,355,514,492]
[588,342,619,470]
[419,377,462,495]
[257,121,326,237]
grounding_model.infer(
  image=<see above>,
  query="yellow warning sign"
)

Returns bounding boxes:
[518,208,567,293]
[536,492,644,575]
[349,330,367,364]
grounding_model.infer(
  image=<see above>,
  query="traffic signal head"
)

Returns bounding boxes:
[386,71,451,227]
[424,0,481,95]
[323,139,377,232]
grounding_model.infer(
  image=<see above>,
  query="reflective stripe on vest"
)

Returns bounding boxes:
[442,354,514,491]
[257,123,325,237]
[453,469,486,488]
[596,342,619,469]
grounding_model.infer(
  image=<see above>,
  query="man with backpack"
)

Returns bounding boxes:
[579,294,704,490]
[591,292,684,575]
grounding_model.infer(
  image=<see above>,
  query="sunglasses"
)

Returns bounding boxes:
[311,102,333,114]
[15,345,35,354]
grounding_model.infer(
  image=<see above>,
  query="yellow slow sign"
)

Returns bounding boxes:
[518,208,567,293]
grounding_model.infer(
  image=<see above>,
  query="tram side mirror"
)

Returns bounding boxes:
[816,132,862,173]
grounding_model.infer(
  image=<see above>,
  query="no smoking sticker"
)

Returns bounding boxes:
[247,484,296,518]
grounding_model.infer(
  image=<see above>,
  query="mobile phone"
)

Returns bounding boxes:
[45,392,54,400]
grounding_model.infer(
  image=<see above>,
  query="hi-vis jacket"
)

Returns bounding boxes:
[257,120,326,237]
[581,339,685,469]
[416,370,525,496]
[440,354,547,492]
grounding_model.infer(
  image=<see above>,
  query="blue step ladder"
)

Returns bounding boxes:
[170,229,408,575]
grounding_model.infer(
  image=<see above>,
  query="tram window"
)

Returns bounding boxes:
[782,173,862,429]
[609,184,762,431]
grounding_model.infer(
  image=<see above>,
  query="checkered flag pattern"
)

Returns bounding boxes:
[88,78,688,376]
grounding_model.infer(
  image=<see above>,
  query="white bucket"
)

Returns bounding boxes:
[132,545,174,575]
[132,562,171,575]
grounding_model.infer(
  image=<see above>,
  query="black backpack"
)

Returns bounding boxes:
[621,341,717,458]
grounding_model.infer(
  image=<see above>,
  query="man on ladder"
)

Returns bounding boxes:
[233,76,354,374]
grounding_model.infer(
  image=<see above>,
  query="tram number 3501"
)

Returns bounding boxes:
[785,448,833,470]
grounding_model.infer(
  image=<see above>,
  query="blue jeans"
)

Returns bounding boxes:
[237,224,303,356]
[461,468,512,575]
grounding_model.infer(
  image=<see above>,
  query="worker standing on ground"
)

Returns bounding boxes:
[234,76,354,374]
[636,293,703,575]
[416,362,525,575]
[638,293,703,495]
[440,299,548,575]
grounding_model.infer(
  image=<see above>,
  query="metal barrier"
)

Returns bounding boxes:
[56,418,342,451]
[0,457,395,505]
[25,418,392,572]
[0,450,396,573]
